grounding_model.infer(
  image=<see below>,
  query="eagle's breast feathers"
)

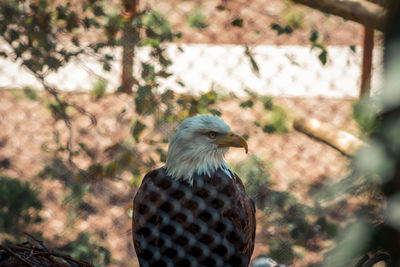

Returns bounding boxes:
[132,167,256,267]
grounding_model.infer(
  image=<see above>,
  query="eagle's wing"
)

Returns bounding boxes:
[232,171,256,261]
[132,168,163,261]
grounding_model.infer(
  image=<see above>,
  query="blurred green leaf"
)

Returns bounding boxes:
[262,124,276,133]
[353,97,377,136]
[156,148,167,163]
[317,217,339,239]
[91,78,107,100]
[161,89,175,104]
[143,10,174,42]
[245,46,260,76]
[231,18,243,27]
[47,99,69,121]
[324,221,372,267]
[309,30,328,65]
[187,6,209,29]
[132,119,147,143]
[240,99,254,108]
[209,109,222,116]
[309,30,319,43]
[271,23,293,36]
[135,85,155,115]
[260,95,274,110]
[284,11,304,30]
[92,5,104,16]
[141,63,156,81]
[215,5,227,11]
[23,87,39,101]
[318,49,328,65]
[177,80,185,87]
[354,141,395,182]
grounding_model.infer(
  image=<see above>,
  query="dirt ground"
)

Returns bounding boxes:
[0,89,359,266]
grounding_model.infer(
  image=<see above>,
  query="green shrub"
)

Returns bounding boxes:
[58,232,111,266]
[91,78,108,100]
[0,175,42,236]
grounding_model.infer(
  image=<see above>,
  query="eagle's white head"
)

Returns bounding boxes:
[165,115,248,184]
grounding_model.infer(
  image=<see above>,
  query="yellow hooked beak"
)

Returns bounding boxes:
[213,132,248,154]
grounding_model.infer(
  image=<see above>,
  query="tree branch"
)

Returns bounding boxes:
[291,0,386,31]
[293,116,366,156]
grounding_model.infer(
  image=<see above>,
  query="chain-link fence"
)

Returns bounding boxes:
[0,0,393,266]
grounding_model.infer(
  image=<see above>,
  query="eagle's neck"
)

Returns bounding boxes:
[165,145,232,185]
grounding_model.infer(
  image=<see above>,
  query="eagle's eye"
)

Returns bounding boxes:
[208,131,218,139]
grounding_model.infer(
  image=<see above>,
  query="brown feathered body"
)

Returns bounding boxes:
[132,167,256,267]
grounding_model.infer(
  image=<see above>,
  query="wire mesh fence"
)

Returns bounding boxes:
[0,0,393,266]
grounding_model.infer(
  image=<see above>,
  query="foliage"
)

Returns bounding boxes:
[36,158,115,265]
[281,0,304,30]
[244,46,260,76]
[132,119,147,143]
[262,105,289,134]
[142,10,177,45]
[233,156,273,208]
[323,2,400,265]
[38,157,74,182]
[283,11,304,30]
[353,96,378,138]
[270,23,293,36]
[309,30,328,65]
[57,232,111,266]
[233,156,340,264]
[269,11,328,66]
[91,78,108,100]
[0,0,181,152]
[23,87,39,101]
[241,92,290,134]
[38,157,92,210]
[187,6,209,29]
[0,175,42,237]
[47,98,70,122]
[0,0,183,182]
[0,0,113,74]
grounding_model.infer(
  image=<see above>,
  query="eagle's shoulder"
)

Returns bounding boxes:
[136,167,173,190]
[140,167,167,182]
[132,167,167,217]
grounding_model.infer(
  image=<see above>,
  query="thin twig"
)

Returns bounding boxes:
[355,254,370,267]
[69,102,97,126]
[24,232,50,251]
[0,244,36,267]
[363,253,390,267]
[1,241,95,267]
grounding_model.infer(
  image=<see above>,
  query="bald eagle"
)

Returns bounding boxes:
[132,115,256,267]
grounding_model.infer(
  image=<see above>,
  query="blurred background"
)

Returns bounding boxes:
[0,0,398,266]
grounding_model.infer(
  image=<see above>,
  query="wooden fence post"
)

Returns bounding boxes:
[359,26,374,97]
[120,0,139,94]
